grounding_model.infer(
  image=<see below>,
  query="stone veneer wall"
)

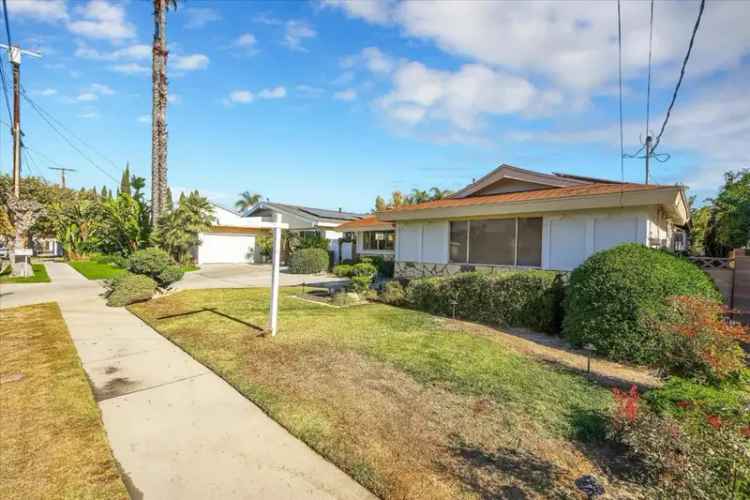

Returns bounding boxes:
[395,261,538,279]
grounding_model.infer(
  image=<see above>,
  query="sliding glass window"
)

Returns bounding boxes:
[449,217,542,267]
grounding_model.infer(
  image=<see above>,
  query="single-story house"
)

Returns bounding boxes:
[194,204,277,265]
[244,202,364,262]
[377,164,688,278]
[336,215,396,261]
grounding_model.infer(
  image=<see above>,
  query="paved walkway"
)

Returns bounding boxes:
[175,263,347,290]
[0,262,373,500]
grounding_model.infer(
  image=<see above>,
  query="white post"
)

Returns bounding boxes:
[268,213,282,336]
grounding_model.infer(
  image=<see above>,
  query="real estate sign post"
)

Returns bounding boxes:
[269,213,282,336]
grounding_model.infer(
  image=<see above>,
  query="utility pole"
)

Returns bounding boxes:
[0,43,41,198]
[48,166,76,189]
[644,135,652,185]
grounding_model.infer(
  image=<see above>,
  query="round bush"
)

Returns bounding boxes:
[288,248,329,274]
[126,248,173,278]
[106,273,156,307]
[333,264,353,277]
[563,243,722,364]
[381,280,406,305]
[157,264,184,287]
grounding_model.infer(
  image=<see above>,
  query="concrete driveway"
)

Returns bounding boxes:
[175,263,347,290]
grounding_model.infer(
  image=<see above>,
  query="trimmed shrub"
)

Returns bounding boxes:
[157,264,184,288]
[105,273,156,307]
[406,270,565,333]
[381,280,406,305]
[563,243,722,365]
[288,248,329,274]
[362,256,394,278]
[351,262,377,277]
[333,264,354,277]
[126,248,173,278]
[351,274,374,293]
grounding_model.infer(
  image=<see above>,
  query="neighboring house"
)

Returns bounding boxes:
[194,204,276,265]
[377,164,689,278]
[244,202,364,262]
[336,215,396,261]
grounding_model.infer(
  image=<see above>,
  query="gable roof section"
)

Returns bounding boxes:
[450,164,590,199]
[246,202,364,224]
[337,215,394,231]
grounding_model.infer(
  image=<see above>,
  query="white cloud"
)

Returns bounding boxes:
[76,92,98,102]
[137,115,150,123]
[111,63,149,75]
[334,88,357,101]
[173,54,209,71]
[34,88,58,96]
[233,33,257,49]
[296,84,324,97]
[321,0,394,25]
[5,0,68,22]
[379,60,539,130]
[68,0,135,43]
[283,20,316,51]
[184,7,221,29]
[258,86,286,99]
[228,90,254,104]
[325,1,750,95]
[343,46,395,75]
[76,43,151,61]
[89,83,115,95]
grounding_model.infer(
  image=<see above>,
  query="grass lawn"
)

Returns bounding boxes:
[68,259,127,280]
[130,288,645,499]
[0,263,51,284]
[0,303,129,500]
[69,259,199,280]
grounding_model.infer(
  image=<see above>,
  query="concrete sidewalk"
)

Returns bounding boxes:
[1,262,373,500]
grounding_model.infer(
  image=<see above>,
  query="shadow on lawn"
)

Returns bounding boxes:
[156,308,266,333]
[441,435,569,499]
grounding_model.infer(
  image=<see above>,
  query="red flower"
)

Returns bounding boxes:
[612,385,640,423]
[675,400,691,409]
[741,426,750,438]
[707,415,722,429]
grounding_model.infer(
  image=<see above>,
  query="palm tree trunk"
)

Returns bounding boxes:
[151,0,168,223]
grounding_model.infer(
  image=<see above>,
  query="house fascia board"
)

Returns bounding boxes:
[346,224,395,232]
[450,164,585,199]
[379,188,687,224]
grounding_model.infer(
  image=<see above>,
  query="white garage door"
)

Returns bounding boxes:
[548,218,587,271]
[198,233,256,264]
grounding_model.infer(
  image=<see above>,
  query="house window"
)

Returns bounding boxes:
[363,231,395,251]
[449,217,542,267]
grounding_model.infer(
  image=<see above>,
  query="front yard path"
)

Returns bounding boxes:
[0,262,373,500]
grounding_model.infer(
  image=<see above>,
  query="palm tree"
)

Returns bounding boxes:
[235,191,262,213]
[429,187,453,200]
[409,188,430,204]
[151,0,177,223]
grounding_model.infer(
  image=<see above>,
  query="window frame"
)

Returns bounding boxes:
[448,217,542,267]
[362,230,395,251]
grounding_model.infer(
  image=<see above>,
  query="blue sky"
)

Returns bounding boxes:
[3,0,749,213]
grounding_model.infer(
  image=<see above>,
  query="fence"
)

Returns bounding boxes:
[689,249,749,324]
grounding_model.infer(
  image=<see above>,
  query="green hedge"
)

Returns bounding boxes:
[406,270,565,333]
[563,243,722,364]
[288,248,329,274]
[105,273,156,307]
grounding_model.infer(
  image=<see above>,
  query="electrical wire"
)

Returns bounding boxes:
[1,0,11,49]
[21,85,122,174]
[651,0,706,152]
[21,91,118,183]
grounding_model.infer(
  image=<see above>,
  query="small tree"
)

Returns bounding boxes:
[154,190,215,263]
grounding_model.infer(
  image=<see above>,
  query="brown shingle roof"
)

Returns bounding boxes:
[336,215,394,231]
[379,182,671,214]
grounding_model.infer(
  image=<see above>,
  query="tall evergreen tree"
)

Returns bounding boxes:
[165,186,174,212]
[119,164,131,196]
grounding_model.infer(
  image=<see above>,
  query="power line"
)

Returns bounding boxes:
[21,85,121,174]
[645,0,654,142]
[651,0,706,152]
[1,0,12,49]
[21,91,118,183]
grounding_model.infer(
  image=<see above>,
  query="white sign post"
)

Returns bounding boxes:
[268,213,283,336]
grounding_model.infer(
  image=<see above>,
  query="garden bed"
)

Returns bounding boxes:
[130,287,655,499]
[0,303,128,499]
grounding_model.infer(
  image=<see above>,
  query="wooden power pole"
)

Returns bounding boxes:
[49,167,76,189]
[0,43,40,198]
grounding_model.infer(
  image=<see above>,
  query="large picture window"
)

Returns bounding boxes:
[363,230,395,251]
[449,217,542,267]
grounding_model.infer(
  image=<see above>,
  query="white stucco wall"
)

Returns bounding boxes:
[395,207,659,272]
[197,233,257,264]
